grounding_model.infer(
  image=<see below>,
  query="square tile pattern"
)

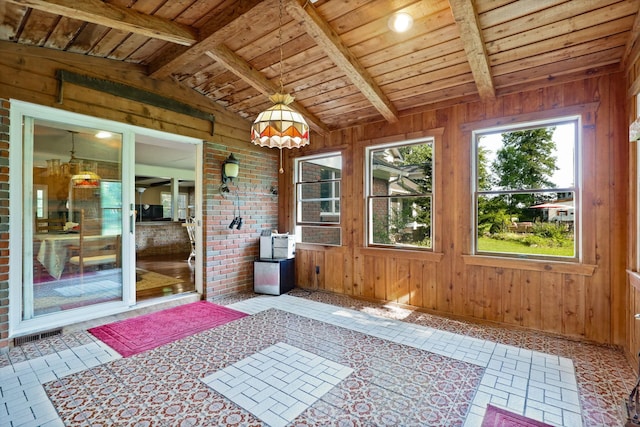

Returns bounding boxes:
[41,308,485,425]
[0,291,635,426]
[0,338,120,427]
[228,295,582,426]
[202,342,353,427]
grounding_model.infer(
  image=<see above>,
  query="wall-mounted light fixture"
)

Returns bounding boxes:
[222,153,240,183]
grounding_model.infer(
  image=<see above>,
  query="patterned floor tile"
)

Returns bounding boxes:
[37,308,481,426]
[3,290,636,426]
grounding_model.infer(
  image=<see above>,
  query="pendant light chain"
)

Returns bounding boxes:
[278,0,284,94]
[249,0,310,169]
[278,0,284,173]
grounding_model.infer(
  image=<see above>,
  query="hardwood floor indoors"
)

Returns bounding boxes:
[135,252,195,301]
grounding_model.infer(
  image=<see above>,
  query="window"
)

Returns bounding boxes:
[161,192,188,219]
[101,180,122,235]
[295,153,342,245]
[631,95,640,270]
[319,168,340,216]
[366,138,433,249]
[473,118,578,259]
[34,185,47,219]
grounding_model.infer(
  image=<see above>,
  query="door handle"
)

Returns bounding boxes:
[130,208,135,234]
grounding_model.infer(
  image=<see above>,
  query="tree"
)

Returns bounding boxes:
[492,128,558,213]
[476,144,492,191]
[398,144,432,190]
[494,128,557,189]
[394,144,433,245]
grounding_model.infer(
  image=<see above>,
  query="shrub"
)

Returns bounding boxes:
[522,222,572,248]
[531,222,568,240]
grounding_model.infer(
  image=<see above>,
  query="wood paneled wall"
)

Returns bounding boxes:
[284,73,628,346]
[626,48,640,367]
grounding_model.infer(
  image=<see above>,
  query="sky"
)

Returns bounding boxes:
[477,122,576,189]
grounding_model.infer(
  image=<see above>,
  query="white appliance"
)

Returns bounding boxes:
[260,230,295,259]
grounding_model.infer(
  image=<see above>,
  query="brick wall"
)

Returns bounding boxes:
[0,99,9,351]
[370,178,390,243]
[202,143,279,299]
[135,222,192,256]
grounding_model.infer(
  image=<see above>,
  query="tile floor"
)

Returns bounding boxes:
[0,290,635,426]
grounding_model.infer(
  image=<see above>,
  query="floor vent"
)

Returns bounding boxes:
[14,329,62,346]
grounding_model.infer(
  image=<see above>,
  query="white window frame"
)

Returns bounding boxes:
[161,191,188,219]
[319,170,340,218]
[365,137,434,250]
[294,152,342,246]
[636,93,640,270]
[471,115,581,260]
[34,184,47,218]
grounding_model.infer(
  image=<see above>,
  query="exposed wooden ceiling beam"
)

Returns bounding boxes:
[622,6,640,73]
[5,0,197,46]
[148,0,270,79]
[448,0,496,100]
[205,45,329,135]
[284,0,399,124]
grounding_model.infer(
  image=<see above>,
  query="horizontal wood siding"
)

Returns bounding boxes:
[290,73,628,345]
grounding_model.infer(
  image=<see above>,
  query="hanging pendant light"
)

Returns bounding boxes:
[250,0,309,174]
[67,131,101,188]
[71,170,101,188]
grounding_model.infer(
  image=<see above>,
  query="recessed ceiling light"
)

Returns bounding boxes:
[388,12,413,33]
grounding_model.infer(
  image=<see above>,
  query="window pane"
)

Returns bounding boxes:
[301,157,342,181]
[298,182,340,223]
[161,193,171,218]
[477,123,575,191]
[477,191,575,257]
[475,119,577,259]
[300,181,339,201]
[101,180,122,236]
[295,153,342,245]
[367,139,433,250]
[178,194,187,220]
[299,226,341,245]
[370,142,433,196]
[29,121,123,318]
[370,196,431,248]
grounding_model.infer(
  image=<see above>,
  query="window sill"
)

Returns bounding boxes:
[296,242,343,250]
[462,255,596,276]
[628,270,640,292]
[360,246,444,262]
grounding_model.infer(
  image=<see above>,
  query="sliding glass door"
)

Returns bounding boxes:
[10,101,202,336]
[23,119,126,318]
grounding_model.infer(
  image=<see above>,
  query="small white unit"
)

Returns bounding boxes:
[260,231,295,259]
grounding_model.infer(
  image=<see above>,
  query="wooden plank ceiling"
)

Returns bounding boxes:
[1,0,639,132]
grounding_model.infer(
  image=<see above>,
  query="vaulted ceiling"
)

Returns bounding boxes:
[1,0,639,133]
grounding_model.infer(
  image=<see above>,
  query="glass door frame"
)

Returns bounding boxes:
[8,100,202,337]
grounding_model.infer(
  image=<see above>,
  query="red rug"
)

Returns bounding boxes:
[482,405,553,427]
[88,301,248,357]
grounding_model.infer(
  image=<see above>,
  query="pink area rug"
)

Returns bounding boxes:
[482,405,552,427]
[88,301,248,357]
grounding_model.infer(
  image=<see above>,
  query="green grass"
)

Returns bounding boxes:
[478,236,574,257]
